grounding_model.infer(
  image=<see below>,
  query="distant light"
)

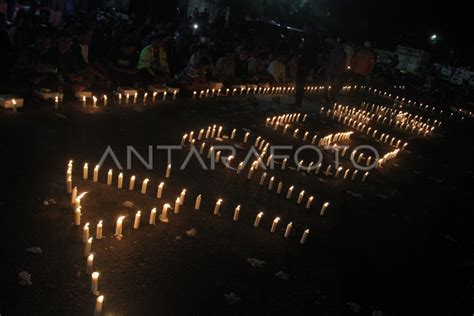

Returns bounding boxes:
[430,34,437,40]
[193,24,199,30]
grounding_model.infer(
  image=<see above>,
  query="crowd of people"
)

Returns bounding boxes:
[0,5,379,105]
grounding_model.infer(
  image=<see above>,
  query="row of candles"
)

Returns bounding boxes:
[192,85,332,99]
[360,102,440,134]
[77,90,179,108]
[326,104,408,150]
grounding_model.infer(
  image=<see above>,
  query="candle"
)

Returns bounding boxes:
[351,170,358,181]
[343,169,350,179]
[163,91,167,101]
[84,237,92,257]
[211,125,216,138]
[107,169,112,185]
[268,176,275,190]
[141,178,149,194]
[157,182,164,198]
[193,91,197,99]
[297,190,305,204]
[93,165,99,182]
[199,142,206,154]
[117,173,123,189]
[247,167,254,179]
[133,92,138,104]
[253,212,263,227]
[281,158,287,170]
[152,92,158,102]
[300,229,309,244]
[159,204,170,222]
[194,194,202,210]
[270,217,280,233]
[237,162,244,174]
[54,96,59,110]
[165,164,171,178]
[255,136,261,147]
[231,128,236,140]
[198,129,204,140]
[233,205,240,221]
[93,96,97,107]
[74,207,81,226]
[87,254,94,274]
[149,208,157,225]
[277,182,283,194]
[217,126,223,138]
[243,132,250,143]
[173,89,178,99]
[103,95,107,106]
[362,172,369,182]
[96,220,103,239]
[133,211,141,229]
[174,197,181,214]
[215,151,221,163]
[284,222,293,238]
[94,295,104,316]
[129,175,136,191]
[82,96,86,108]
[66,176,72,193]
[82,223,90,243]
[115,216,125,239]
[325,165,332,175]
[125,94,130,103]
[179,189,186,205]
[335,166,343,178]
[118,93,122,104]
[286,186,294,199]
[259,172,267,185]
[213,199,222,215]
[91,271,99,295]
[320,202,329,216]
[83,163,89,180]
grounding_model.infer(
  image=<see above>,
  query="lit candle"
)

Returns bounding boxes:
[91,271,99,295]
[237,162,244,174]
[163,91,167,101]
[84,237,92,257]
[141,178,149,194]
[335,166,343,178]
[281,158,287,170]
[215,151,221,163]
[67,176,72,193]
[165,164,171,178]
[270,217,280,233]
[71,200,81,222]
[93,96,97,107]
[143,92,148,103]
[320,202,329,216]
[118,93,122,104]
[96,220,103,239]
[129,175,136,191]
[198,129,204,140]
[297,190,305,204]
[253,212,263,227]
[343,169,350,179]
[259,172,267,186]
[306,196,314,209]
[286,186,294,199]
[213,199,222,215]
[103,95,107,106]
[174,197,181,214]
[152,92,157,102]
[277,181,283,194]
[83,163,89,180]
[87,253,94,274]
[82,223,90,243]
[93,165,99,182]
[115,216,125,239]
[268,176,275,190]
[133,92,138,104]
[125,94,130,103]
[159,203,170,222]
[193,91,197,99]
[133,211,141,229]
[199,142,206,154]
[157,182,164,198]
[233,205,240,221]
[351,170,358,181]
[94,295,104,316]
[243,132,250,143]
[231,128,236,140]
[179,189,186,205]
[247,167,254,180]
[117,172,123,189]
[149,208,157,225]
[54,96,59,110]
[300,229,309,244]
[194,194,202,210]
[362,172,369,182]
[284,222,293,238]
[107,169,112,185]
[82,96,86,108]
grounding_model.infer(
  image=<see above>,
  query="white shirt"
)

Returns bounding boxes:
[267,60,286,82]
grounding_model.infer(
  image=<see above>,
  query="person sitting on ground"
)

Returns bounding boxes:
[187,43,212,69]
[108,39,138,87]
[74,24,110,89]
[49,30,86,92]
[11,29,61,94]
[178,57,213,91]
[248,52,271,83]
[136,34,170,85]
[267,53,287,83]
[213,51,235,85]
